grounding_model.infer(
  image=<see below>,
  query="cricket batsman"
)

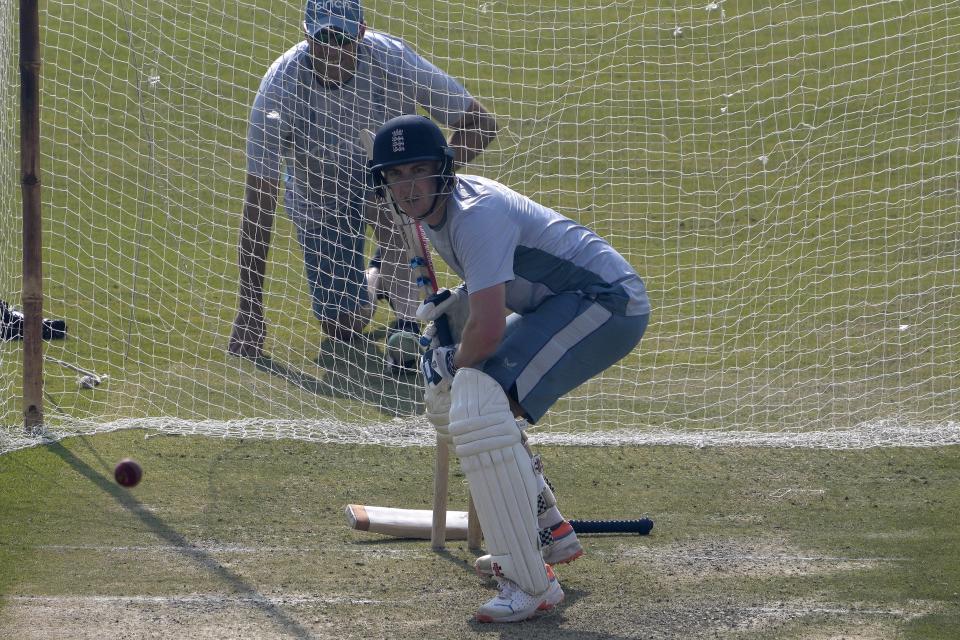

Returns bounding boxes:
[367,115,650,622]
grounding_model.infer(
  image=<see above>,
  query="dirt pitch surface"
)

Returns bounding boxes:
[0,433,956,639]
[0,540,928,639]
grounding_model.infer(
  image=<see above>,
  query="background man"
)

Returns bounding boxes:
[229,0,497,357]
[368,115,650,622]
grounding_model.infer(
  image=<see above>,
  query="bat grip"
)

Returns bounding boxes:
[569,518,654,535]
[433,314,454,347]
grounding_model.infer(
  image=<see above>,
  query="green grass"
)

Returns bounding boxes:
[0,431,958,638]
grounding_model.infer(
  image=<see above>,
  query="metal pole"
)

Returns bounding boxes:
[20,0,43,433]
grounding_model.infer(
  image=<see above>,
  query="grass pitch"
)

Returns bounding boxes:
[1,431,958,639]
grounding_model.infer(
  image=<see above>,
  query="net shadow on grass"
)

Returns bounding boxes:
[248,333,421,418]
[253,355,326,395]
[45,440,317,640]
[316,333,421,416]
[346,541,636,638]
[352,537,481,575]
[464,587,638,640]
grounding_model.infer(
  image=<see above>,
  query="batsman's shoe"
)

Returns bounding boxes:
[475,564,564,623]
[474,520,583,577]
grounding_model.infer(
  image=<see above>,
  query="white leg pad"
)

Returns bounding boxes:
[448,368,549,596]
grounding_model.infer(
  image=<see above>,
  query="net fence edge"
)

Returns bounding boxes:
[2,416,959,457]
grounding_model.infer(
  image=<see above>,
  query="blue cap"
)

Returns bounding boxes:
[304,0,364,38]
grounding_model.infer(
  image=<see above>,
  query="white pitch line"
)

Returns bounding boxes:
[606,549,907,562]
[38,544,428,558]
[43,544,906,565]
[5,417,959,456]
[745,605,910,617]
[1,594,387,606]
[0,595,919,619]
[39,544,320,554]
[675,556,903,563]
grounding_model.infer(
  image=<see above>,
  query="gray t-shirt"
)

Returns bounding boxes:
[425,175,650,317]
[246,31,474,231]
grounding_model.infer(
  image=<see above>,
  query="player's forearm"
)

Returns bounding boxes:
[453,284,506,369]
[453,317,502,370]
[237,240,267,313]
[449,103,498,168]
[368,202,422,320]
[369,203,410,284]
[237,177,278,309]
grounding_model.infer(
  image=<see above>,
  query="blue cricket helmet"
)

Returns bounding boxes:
[368,115,456,194]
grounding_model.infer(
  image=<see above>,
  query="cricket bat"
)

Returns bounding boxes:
[345,504,655,539]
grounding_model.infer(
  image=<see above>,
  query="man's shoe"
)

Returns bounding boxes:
[475,564,564,623]
[474,521,583,577]
[539,520,584,565]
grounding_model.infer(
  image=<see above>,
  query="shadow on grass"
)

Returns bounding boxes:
[253,354,326,395]
[347,540,632,639]
[243,333,421,418]
[352,536,482,575]
[46,440,316,640]
[315,334,421,416]
[464,586,637,640]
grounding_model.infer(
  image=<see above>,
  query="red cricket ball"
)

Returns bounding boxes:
[114,458,143,488]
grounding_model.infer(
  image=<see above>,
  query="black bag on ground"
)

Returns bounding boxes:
[1,300,67,341]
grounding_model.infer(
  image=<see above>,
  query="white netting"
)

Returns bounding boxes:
[3,417,960,457]
[2,1,959,455]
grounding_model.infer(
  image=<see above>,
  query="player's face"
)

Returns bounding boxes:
[383,161,445,222]
[308,27,361,85]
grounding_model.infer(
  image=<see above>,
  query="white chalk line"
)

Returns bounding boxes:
[1,594,387,606]
[41,544,904,565]
[744,605,910,617]
[38,544,427,558]
[648,554,906,563]
[0,594,919,618]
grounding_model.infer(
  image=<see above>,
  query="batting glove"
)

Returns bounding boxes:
[416,284,468,322]
[416,284,469,345]
[420,345,458,391]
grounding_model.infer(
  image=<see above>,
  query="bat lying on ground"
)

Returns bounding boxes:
[345,504,654,540]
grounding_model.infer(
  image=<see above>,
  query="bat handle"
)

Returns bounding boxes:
[433,315,454,347]
[569,518,654,535]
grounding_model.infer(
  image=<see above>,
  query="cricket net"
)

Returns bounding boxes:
[2,0,959,455]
